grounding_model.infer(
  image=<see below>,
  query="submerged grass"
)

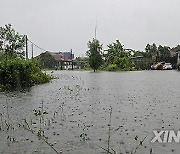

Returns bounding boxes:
[0,99,153,154]
[0,75,155,154]
[98,106,151,154]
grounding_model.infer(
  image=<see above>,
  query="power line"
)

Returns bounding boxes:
[26,37,74,60]
[27,38,47,52]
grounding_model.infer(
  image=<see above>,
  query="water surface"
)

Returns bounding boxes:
[0,70,179,154]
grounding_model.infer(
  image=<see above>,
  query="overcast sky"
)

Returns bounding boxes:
[1,0,180,57]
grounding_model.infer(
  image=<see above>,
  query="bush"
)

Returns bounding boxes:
[106,64,119,71]
[114,56,132,69]
[0,59,51,91]
[104,63,137,72]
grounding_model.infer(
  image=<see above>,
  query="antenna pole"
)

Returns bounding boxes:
[31,43,34,59]
[25,35,28,60]
[71,49,73,70]
[95,14,98,39]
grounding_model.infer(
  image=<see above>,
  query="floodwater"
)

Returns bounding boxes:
[0,70,179,154]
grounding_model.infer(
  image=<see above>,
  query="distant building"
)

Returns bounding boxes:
[62,52,74,61]
[131,56,146,62]
[47,51,74,62]
[130,56,151,70]
[170,50,180,69]
[73,56,89,69]
[48,51,63,62]
[34,51,74,70]
[176,51,180,70]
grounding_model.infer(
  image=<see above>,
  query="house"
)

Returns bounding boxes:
[170,49,180,69]
[176,51,180,70]
[130,56,151,70]
[34,51,74,70]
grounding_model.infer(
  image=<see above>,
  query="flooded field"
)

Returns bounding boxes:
[0,70,180,154]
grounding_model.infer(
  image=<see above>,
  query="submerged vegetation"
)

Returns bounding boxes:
[0,59,51,91]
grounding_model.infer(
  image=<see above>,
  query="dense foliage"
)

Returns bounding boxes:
[104,40,134,71]
[86,39,180,71]
[0,24,25,60]
[0,59,51,91]
[145,43,172,63]
[0,24,52,91]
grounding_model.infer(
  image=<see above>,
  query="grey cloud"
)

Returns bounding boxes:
[0,0,180,56]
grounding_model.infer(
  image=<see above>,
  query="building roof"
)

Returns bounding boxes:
[48,51,63,62]
[34,51,74,62]
[48,51,73,62]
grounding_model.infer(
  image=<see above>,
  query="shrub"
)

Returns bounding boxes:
[106,64,119,71]
[0,59,51,91]
[114,56,132,69]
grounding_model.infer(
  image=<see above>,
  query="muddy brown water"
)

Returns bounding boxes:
[0,70,179,154]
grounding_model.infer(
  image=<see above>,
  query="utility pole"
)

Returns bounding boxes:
[71,49,73,70]
[31,43,34,59]
[25,35,28,60]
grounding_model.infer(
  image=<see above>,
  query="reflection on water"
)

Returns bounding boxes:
[0,70,179,154]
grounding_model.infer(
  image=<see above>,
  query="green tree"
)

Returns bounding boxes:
[145,43,157,54]
[105,40,128,65]
[133,50,149,57]
[39,52,57,69]
[145,43,158,63]
[157,45,171,62]
[0,24,25,60]
[0,52,4,61]
[86,39,103,72]
[114,56,132,70]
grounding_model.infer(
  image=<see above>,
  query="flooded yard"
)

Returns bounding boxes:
[0,70,180,154]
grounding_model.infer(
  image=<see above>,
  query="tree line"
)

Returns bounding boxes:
[1,24,179,75]
[86,39,180,71]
